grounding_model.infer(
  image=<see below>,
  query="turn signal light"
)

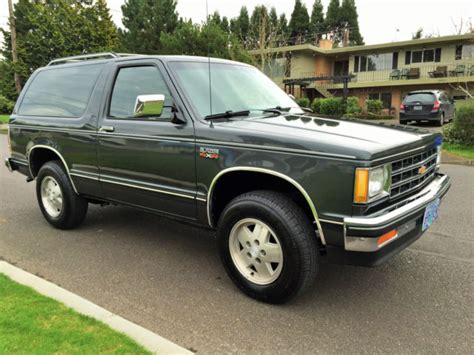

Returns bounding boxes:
[377,229,398,246]
[354,168,369,203]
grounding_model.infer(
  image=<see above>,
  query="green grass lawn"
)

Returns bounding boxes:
[0,115,10,124]
[443,143,474,160]
[0,273,151,354]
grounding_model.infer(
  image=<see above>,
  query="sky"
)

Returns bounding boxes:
[0,0,473,46]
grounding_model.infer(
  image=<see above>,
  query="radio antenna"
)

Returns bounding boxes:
[206,0,213,127]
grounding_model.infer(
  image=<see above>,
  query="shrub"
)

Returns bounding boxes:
[296,97,310,108]
[346,96,362,114]
[366,99,383,114]
[0,95,14,114]
[319,97,344,115]
[443,102,474,146]
[311,98,322,113]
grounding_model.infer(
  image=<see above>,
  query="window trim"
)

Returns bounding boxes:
[103,60,181,123]
[16,62,105,120]
[405,48,442,64]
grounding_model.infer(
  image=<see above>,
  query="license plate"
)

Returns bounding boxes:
[414,105,423,110]
[422,198,440,231]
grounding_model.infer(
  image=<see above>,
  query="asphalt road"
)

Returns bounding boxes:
[0,135,472,354]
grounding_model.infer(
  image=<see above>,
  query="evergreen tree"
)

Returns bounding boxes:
[289,0,310,43]
[230,6,250,40]
[221,16,230,33]
[325,0,341,33]
[310,0,325,35]
[340,0,364,45]
[121,0,178,54]
[279,13,289,39]
[269,7,279,30]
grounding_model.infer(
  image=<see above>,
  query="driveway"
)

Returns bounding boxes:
[0,135,472,354]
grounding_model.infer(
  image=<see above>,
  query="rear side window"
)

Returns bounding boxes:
[404,93,435,103]
[18,64,104,118]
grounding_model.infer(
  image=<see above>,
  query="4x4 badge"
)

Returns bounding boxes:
[199,147,220,159]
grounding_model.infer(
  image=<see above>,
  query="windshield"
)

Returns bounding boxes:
[169,61,302,119]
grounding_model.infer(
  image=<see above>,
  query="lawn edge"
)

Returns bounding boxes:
[0,261,193,355]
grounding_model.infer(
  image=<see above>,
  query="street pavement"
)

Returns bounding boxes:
[0,135,472,354]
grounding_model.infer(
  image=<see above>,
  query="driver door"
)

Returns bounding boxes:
[97,60,197,219]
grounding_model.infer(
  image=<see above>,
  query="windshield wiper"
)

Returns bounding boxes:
[204,110,250,120]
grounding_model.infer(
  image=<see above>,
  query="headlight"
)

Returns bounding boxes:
[354,164,391,203]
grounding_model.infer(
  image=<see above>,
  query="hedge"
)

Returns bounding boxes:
[0,95,14,114]
[311,96,361,116]
[443,101,474,146]
[296,97,310,108]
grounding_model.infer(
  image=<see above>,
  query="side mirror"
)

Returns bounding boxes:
[134,94,165,118]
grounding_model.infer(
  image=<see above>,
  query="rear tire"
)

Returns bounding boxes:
[217,190,319,304]
[437,112,444,126]
[36,161,88,229]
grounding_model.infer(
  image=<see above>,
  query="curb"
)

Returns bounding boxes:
[0,261,193,355]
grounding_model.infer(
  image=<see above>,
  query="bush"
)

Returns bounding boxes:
[443,102,474,146]
[319,97,344,115]
[346,96,362,114]
[366,99,383,114]
[310,96,361,116]
[311,98,322,113]
[296,97,310,108]
[0,95,14,114]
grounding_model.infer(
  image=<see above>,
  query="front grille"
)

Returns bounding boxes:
[390,147,437,199]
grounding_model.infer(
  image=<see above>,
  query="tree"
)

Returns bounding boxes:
[230,6,250,41]
[340,0,364,45]
[269,7,279,30]
[120,0,178,54]
[279,13,289,39]
[289,0,310,44]
[1,0,118,99]
[310,0,325,39]
[325,0,341,34]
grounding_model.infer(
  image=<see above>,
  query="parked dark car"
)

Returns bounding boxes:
[5,53,450,304]
[400,90,455,126]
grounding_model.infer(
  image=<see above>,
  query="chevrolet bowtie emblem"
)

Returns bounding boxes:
[418,165,427,174]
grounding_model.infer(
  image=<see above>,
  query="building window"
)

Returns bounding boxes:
[405,48,441,64]
[354,53,394,72]
[368,92,392,109]
[455,44,474,60]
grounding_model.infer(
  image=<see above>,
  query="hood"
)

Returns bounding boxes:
[210,114,439,161]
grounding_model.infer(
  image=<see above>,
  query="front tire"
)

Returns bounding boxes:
[217,190,318,304]
[36,161,88,229]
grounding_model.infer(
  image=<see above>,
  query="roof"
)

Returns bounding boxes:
[44,53,247,68]
[249,33,474,56]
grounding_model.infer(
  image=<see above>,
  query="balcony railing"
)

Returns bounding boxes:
[288,61,474,87]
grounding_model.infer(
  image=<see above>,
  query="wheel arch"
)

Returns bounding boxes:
[207,167,326,244]
[27,145,78,194]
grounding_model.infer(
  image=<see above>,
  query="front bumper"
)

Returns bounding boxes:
[326,173,450,266]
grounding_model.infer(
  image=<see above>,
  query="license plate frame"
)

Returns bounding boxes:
[422,198,440,231]
[414,105,423,111]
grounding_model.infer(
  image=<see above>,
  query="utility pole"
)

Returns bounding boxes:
[8,0,22,93]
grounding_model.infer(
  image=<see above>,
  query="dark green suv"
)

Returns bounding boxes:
[5,53,451,303]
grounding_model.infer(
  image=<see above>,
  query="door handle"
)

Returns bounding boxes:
[99,126,115,133]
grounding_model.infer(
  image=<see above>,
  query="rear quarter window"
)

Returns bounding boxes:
[18,63,104,118]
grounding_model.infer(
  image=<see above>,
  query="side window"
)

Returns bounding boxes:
[109,66,173,120]
[18,63,104,118]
